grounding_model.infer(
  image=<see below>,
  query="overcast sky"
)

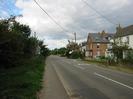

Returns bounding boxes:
[0,0,133,49]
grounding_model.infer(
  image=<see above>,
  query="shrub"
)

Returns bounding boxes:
[124,50,133,64]
[98,56,106,60]
[70,51,82,59]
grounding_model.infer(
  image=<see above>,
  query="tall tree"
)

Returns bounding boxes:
[0,17,38,68]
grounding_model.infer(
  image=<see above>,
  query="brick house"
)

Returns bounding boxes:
[86,31,114,58]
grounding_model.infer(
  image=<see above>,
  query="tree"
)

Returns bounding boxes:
[0,19,25,68]
[39,40,50,57]
[67,41,80,51]
[66,41,82,59]
[24,37,38,57]
[0,17,39,68]
[57,47,67,56]
[112,44,129,63]
[51,48,59,55]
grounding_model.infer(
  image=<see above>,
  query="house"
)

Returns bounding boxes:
[79,41,87,56]
[114,24,133,49]
[86,31,114,58]
[114,24,133,59]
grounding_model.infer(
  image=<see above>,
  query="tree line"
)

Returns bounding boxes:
[0,16,49,69]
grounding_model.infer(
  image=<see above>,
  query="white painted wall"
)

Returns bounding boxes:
[114,34,133,49]
[85,51,89,57]
[129,35,133,48]
[120,35,133,48]
[81,46,86,52]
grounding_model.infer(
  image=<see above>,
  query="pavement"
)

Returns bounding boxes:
[39,55,133,99]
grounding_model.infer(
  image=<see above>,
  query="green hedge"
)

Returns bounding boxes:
[0,56,45,99]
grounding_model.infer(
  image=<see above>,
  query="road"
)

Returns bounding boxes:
[39,55,133,99]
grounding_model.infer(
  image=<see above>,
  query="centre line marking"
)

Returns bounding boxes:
[94,72,133,90]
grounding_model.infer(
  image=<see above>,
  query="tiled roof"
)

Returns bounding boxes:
[81,41,87,46]
[116,25,133,37]
[88,33,114,43]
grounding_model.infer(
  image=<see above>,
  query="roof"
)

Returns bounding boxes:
[81,41,87,46]
[88,33,114,43]
[115,25,133,37]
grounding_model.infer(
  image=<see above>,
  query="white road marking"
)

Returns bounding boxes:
[94,72,133,90]
[61,60,85,70]
[78,64,89,66]
[61,60,71,64]
[77,66,85,70]
[73,65,85,70]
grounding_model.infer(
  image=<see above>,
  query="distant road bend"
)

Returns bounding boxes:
[39,55,133,99]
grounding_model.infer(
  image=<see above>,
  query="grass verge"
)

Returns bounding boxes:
[0,55,45,99]
[84,59,133,74]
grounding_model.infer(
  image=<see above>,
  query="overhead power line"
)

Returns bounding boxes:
[81,0,116,25]
[33,0,69,32]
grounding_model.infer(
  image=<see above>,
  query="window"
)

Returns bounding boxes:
[97,43,100,48]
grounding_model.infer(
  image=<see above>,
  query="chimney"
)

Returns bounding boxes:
[100,30,106,37]
[116,24,122,35]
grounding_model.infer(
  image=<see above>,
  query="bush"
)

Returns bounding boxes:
[70,51,83,59]
[98,56,106,60]
[124,50,133,64]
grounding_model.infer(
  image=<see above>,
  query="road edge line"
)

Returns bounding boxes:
[52,64,80,99]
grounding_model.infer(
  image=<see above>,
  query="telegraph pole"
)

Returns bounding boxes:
[74,32,76,43]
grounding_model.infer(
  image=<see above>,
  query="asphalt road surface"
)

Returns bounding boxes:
[39,55,133,99]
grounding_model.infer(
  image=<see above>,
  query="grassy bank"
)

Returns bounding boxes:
[0,56,45,99]
[84,59,133,74]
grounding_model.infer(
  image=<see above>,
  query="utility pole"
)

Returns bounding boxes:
[74,32,76,43]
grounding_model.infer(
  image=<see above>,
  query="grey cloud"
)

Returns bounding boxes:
[15,0,133,49]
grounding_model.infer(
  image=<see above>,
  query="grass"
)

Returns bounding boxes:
[84,59,133,74]
[0,55,45,99]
